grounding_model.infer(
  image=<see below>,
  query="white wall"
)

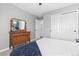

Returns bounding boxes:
[0,3,35,50]
[43,4,79,40]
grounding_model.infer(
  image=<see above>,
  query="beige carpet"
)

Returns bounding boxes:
[0,49,12,56]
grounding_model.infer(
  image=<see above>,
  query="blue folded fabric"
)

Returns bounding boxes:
[10,41,42,56]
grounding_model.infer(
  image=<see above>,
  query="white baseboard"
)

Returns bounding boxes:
[0,48,9,52]
[30,38,38,41]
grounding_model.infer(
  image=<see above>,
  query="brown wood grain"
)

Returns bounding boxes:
[10,31,30,49]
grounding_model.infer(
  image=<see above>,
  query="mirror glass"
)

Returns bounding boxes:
[11,18,26,32]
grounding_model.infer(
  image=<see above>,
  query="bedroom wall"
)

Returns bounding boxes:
[0,3,35,50]
[43,3,79,40]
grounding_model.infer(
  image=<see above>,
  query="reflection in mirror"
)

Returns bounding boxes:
[11,18,26,32]
[19,21,25,30]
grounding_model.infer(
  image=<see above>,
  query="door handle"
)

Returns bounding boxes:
[74,30,76,32]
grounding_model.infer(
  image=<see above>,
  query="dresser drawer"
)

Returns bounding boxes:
[10,32,30,48]
[12,33,30,36]
[12,36,27,46]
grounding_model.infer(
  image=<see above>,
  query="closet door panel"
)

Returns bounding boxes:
[51,10,78,41]
[51,14,62,39]
[61,11,78,41]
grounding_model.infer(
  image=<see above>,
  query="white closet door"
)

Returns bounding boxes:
[35,19,40,39]
[35,19,43,39]
[51,14,62,39]
[51,11,78,41]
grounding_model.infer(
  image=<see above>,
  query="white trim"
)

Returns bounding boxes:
[0,48,9,52]
[31,38,42,42]
[30,39,35,42]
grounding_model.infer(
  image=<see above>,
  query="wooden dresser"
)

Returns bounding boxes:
[9,31,30,48]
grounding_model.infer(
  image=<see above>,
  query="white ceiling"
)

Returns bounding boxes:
[11,3,75,18]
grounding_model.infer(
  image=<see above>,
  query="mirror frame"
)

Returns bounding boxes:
[10,18,27,32]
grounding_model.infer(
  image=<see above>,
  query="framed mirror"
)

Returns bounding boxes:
[10,18,26,32]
